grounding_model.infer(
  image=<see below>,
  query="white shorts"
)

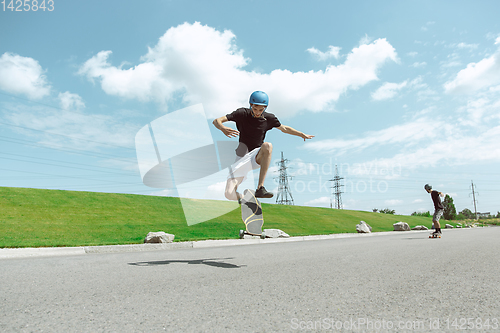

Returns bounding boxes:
[227,147,260,180]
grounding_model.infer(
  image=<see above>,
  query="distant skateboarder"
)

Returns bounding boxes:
[213,91,314,201]
[424,184,444,237]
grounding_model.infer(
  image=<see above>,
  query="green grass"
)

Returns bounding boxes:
[453,218,499,226]
[1,186,446,248]
[485,219,500,225]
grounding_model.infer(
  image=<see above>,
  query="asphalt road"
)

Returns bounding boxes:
[1,227,499,332]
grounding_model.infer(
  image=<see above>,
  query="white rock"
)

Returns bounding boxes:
[144,232,175,243]
[445,224,454,229]
[263,229,290,238]
[356,221,372,233]
[393,222,411,231]
[411,225,429,230]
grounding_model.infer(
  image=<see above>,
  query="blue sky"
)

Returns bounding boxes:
[1,0,500,216]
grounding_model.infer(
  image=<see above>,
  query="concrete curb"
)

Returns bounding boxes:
[0,228,470,259]
[0,247,87,259]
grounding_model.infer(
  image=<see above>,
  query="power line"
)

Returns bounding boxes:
[471,180,478,220]
[275,151,294,205]
[0,120,136,152]
[0,167,143,188]
[329,165,344,209]
[0,90,125,123]
[0,152,137,175]
[0,135,136,164]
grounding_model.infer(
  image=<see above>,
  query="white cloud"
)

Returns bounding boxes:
[421,21,435,32]
[444,42,500,94]
[59,91,85,111]
[360,124,500,170]
[0,52,137,153]
[78,50,167,102]
[455,42,479,50]
[306,85,500,171]
[359,34,374,46]
[205,181,227,199]
[0,52,51,99]
[441,61,462,69]
[78,22,398,118]
[371,76,426,101]
[457,94,500,126]
[288,158,319,176]
[371,81,408,100]
[411,62,427,68]
[385,199,403,206]
[490,85,500,93]
[458,97,489,126]
[304,196,331,208]
[303,117,443,155]
[416,88,440,101]
[4,101,138,150]
[148,189,177,197]
[307,46,341,61]
[440,52,462,69]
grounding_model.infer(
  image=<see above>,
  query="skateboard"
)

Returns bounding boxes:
[429,232,442,238]
[239,189,266,239]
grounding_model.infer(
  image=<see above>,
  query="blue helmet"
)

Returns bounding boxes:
[249,91,269,106]
[424,184,432,190]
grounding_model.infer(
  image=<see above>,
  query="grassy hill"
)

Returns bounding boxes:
[0,186,443,248]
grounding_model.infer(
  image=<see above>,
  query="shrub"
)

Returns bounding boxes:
[379,208,395,215]
[411,211,431,217]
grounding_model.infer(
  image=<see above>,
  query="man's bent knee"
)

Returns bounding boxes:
[225,190,238,201]
[256,143,272,165]
[261,142,273,153]
[225,177,243,201]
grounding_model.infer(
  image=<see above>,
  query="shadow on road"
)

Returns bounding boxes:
[400,237,429,240]
[128,258,245,269]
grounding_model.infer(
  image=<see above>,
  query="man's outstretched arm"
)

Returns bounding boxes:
[277,124,314,141]
[213,116,240,138]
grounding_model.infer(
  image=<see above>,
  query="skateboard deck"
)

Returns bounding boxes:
[429,232,441,238]
[239,189,265,239]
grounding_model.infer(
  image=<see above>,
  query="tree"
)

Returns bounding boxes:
[460,208,474,219]
[379,208,395,215]
[443,194,457,220]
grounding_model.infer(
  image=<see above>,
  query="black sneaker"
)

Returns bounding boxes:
[255,186,273,198]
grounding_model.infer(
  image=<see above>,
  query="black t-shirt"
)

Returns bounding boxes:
[431,190,444,210]
[226,107,281,154]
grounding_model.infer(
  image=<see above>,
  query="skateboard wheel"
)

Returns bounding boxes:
[260,232,266,239]
[239,230,244,239]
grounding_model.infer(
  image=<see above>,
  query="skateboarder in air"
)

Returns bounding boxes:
[213,91,314,201]
[424,184,444,237]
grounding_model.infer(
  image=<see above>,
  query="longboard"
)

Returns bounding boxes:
[239,189,266,239]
